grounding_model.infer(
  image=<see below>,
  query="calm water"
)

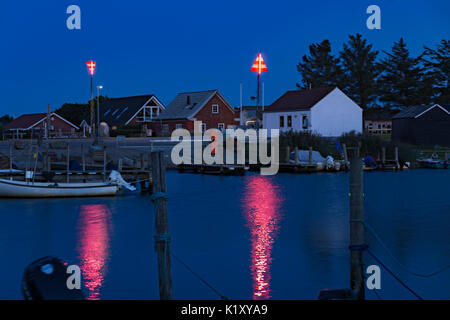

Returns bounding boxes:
[0,169,449,300]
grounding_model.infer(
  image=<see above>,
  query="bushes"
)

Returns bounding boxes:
[280,130,419,163]
[110,125,142,137]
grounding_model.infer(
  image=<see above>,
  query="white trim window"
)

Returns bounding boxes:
[218,123,225,131]
[176,123,183,129]
[212,104,219,114]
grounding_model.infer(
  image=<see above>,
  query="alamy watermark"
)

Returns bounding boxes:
[66,5,81,30]
[366,5,381,30]
[171,121,280,175]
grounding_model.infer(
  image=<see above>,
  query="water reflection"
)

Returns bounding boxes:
[76,204,112,300]
[243,175,283,299]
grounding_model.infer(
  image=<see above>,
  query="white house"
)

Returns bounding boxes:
[263,87,362,137]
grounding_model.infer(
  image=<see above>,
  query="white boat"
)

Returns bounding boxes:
[0,178,120,198]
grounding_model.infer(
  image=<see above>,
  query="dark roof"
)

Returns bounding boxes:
[364,108,399,121]
[5,113,47,129]
[5,113,79,130]
[99,95,156,126]
[156,90,219,120]
[265,87,335,113]
[392,104,450,119]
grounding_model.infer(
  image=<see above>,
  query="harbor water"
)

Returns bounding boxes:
[0,169,449,300]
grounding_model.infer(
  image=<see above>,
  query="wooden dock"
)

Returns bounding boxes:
[177,164,246,176]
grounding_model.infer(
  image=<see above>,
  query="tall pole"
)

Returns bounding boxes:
[97,86,100,138]
[256,73,260,107]
[349,147,365,300]
[151,151,172,300]
[89,75,94,137]
[262,81,265,112]
[240,82,243,126]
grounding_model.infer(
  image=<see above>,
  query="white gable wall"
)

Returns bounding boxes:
[263,110,311,133]
[310,88,362,137]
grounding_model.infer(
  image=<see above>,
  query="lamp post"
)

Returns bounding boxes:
[85,60,96,137]
[96,85,103,139]
[250,53,267,128]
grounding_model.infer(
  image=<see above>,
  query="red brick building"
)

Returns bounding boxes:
[5,113,79,138]
[150,90,239,136]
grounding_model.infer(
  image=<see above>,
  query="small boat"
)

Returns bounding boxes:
[418,158,447,169]
[0,179,120,198]
[0,170,136,198]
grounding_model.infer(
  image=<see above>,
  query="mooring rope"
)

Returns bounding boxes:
[351,218,450,278]
[150,191,228,300]
[171,252,228,300]
[366,248,423,300]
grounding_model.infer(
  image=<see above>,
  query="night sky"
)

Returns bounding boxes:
[1,0,449,117]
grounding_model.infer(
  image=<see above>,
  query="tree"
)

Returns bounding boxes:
[0,115,13,131]
[340,34,379,109]
[422,40,450,105]
[377,38,432,108]
[54,96,109,126]
[297,40,343,89]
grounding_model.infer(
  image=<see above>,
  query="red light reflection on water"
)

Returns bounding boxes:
[77,204,111,300]
[243,176,283,300]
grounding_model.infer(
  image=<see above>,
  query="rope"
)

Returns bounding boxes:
[150,192,227,300]
[366,249,423,300]
[171,252,228,300]
[352,219,450,278]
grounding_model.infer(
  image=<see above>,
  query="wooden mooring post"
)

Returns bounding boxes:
[349,148,365,300]
[151,151,172,300]
[66,144,70,183]
[342,143,348,171]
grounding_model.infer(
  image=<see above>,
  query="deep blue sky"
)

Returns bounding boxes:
[1,0,449,117]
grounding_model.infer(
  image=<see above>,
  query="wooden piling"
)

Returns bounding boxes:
[81,143,86,172]
[349,151,365,300]
[381,147,386,165]
[151,151,172,300]
[343,143,348,170]
[445,153,448,161]
[394,146,399,168]
[103,150,107,182]
[286,146,290,163]
[309,147,313,165]
[9,141,12,172]
[66,144,70,183]
[294,147,299,165]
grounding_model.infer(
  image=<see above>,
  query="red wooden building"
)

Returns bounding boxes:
[150,90,239,136]
[5,113,79,138]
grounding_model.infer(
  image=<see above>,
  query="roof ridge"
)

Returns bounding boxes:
[177,89,217,95]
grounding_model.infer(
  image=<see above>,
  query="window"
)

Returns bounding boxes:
[212,104,219,114]
[201,123,206,132]
[287,115,292,128]
[218,123,225,131]
[279,116,284,127]
[162,124,169,132]
[302,115,308,129]
[176,124,182,129]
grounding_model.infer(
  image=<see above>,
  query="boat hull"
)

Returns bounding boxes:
[0,179,119,198]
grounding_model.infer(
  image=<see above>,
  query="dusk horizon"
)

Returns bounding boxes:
[1,0,449,116]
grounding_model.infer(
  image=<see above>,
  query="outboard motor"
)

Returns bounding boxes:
[22,256,85,300]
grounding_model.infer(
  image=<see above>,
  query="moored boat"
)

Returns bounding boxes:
[0,178,120,198]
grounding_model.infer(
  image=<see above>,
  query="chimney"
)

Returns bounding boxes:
[186,95,190,105]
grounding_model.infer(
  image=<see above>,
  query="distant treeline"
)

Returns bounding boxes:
[297,35,449,109]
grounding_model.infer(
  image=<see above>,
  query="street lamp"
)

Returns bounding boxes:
[96,85,103,140]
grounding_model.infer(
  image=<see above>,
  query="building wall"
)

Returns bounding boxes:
[262,88,362,137]
[32,116,76,135]
[149,93,239,136]
[263,110,311,133]
[192,94,239,129]
[392,107,450,147]
[310,88,362,137]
